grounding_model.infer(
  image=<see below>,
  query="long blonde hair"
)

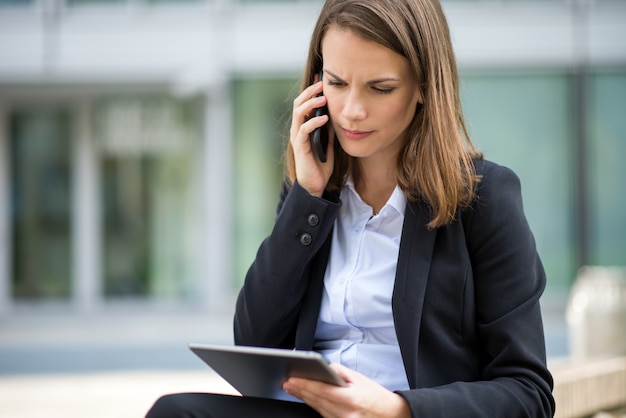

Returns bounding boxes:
[285,0,481,228]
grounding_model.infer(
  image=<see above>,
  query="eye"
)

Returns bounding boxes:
[327,79,346,88]
[372,86,395,95]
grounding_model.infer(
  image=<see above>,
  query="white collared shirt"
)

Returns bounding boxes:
[313,178,410,392]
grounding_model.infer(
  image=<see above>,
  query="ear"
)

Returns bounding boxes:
[415,83,425,105]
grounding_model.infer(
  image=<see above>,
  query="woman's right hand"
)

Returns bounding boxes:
[290,79,334,198]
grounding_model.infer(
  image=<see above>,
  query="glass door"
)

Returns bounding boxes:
[10,107,72,300]
[96,95,203,300]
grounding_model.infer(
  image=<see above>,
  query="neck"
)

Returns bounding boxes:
[353,160,397,215]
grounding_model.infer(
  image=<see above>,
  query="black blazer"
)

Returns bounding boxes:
[235,159,555,417]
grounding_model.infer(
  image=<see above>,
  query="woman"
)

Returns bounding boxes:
[147,0,555,416]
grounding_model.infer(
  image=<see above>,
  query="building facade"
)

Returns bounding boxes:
[1,0,625,316]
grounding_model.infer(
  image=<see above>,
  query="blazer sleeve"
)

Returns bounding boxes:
[234,181,340,348]
[398,162,555,417]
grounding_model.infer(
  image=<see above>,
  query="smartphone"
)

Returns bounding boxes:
[312,71,329,163]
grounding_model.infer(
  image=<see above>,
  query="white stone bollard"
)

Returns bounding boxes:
[566,266,626,360]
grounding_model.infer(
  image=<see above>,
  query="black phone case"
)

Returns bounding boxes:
[312,107,329,163]
[312,71,329,162]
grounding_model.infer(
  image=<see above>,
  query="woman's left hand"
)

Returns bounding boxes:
[283,363,411,418]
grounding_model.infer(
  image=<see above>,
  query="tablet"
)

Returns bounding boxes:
[189,343,347,402]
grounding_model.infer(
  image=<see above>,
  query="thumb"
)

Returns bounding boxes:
[329,363,359,384]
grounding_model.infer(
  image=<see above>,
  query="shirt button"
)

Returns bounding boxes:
[307,214,319,227]
[300,233,312,246]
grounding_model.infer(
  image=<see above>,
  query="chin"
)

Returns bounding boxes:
[336,137,367,158]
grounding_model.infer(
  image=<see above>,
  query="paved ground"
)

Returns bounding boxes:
[0,308,239,417]
[0,301,569,418]
[0,369,240,418]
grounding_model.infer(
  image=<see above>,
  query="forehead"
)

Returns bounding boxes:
[321,27,412,79]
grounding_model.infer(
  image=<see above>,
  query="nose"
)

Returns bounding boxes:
[341,89,367,121]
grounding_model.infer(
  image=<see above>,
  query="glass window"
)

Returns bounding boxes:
[589,71,626,266]
[232,77,298,288]
[95,95,203,299]
[461,73,575,295]
[10,108,72,300]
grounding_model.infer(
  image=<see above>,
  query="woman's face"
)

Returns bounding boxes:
[320,27,422,166]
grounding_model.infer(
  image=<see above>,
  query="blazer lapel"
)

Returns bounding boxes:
[392,199,437,389]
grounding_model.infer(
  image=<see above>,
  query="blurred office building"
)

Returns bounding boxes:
[0,0,625,318]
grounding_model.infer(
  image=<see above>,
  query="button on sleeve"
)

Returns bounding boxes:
[307,214,319,227]
[299,233,312,246]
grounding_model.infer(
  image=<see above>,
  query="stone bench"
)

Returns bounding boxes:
[551,356,626,418]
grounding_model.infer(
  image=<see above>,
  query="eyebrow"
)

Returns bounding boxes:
[325,69,400,85]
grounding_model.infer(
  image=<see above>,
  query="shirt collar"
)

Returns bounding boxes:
[344,174,407,217]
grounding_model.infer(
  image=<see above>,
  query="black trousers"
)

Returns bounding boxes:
[145,393,322,418]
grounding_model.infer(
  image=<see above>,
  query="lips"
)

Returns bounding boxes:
[342,128,374,140]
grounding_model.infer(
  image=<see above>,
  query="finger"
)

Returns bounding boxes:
[284,378,344,417]
[292,93,326,129]
[290,80,326,141]
[329,363,357,383]
[291,110,328,150]
[293,81,323,109]
[284,376,335,399]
